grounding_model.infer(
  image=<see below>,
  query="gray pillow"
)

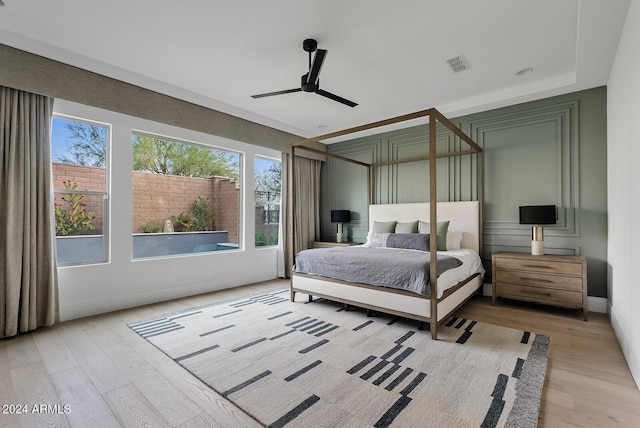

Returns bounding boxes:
[395,221,418,233]
[386,233,429,251]
[373,221,397,233]
[418,221,450,251]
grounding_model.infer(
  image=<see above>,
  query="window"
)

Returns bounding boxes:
[51,115,109,265]
[255,156,281,247]
[131,132,241,259]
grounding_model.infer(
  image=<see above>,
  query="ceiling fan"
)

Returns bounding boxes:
[251,39,358,108]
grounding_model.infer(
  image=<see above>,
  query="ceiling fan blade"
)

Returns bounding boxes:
[251,88,302,99]
[307,49,327,85]
[316,89,358,107]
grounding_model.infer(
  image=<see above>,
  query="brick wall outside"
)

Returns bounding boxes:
[132,171,214,232]
[52,163,239,243]
[212,177,240,243]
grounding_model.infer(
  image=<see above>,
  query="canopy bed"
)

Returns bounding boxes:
[289,108,483,340]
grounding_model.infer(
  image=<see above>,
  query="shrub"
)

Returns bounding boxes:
[189,196,214,231]
[171,197,214,232]
[54,181,94,236]
[255,231,278,246]
[170,212,194,232]
[138,220,163,233]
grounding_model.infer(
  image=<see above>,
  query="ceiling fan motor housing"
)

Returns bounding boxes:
[301,74,318,92]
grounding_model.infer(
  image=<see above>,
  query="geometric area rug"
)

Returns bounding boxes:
[129,289,550,428]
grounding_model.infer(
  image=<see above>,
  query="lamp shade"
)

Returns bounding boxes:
[519,205,556,225]
[330,210,351,223]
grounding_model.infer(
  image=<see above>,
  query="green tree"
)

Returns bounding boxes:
[56,122,106,167]
[132,134,175,174]
[55,123,239,180]
[132,134,239,179]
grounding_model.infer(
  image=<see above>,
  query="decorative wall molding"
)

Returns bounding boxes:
[472,101,580,239]
[323,138,380,242]
[389,131,453,203]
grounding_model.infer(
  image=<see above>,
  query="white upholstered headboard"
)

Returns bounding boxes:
[368,201,480,252]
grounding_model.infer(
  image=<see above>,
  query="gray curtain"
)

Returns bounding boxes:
[277,152,290,278]
[0,85,58,338]
[292,155,322,254]
[275,151,322,278]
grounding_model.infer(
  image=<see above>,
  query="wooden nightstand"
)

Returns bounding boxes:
[492,252,588,320]
[312,241,360,249]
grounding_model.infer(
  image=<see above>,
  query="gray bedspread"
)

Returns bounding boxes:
[292,246,462,296]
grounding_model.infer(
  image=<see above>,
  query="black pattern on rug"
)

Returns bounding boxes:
[129,290,550,428]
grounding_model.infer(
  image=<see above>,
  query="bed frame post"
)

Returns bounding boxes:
[367,164,372,206]
[290,145,297,302]
[478,150,484,260]
[429,109,439,340]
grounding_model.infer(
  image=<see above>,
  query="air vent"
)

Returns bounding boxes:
[446,55,470,73]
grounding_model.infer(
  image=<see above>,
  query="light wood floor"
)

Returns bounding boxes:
[1,279,639,427]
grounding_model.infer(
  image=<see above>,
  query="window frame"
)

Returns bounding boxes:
[254,155,282,248]
[52,113,111,266]
[130,129,244,259]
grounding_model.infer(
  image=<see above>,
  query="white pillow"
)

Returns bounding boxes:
[446,231,463,250]
[364,232,390,248]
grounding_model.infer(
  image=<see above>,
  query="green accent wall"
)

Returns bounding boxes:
[321,87,607,297]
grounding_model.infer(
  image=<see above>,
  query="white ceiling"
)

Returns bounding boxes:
[0,0,631,141]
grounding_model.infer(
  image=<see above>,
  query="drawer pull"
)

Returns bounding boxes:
[522,264,554,270]
[521,289,552,297]
[521,277,554,283]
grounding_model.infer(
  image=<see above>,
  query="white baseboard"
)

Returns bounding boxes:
[610,306,640,390]
[587,296,607,313]
[482,283,607,313]
[483,283,493,297]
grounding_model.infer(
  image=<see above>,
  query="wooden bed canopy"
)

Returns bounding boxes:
[289,107,483,339]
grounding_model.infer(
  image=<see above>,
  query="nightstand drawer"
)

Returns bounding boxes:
[495,270,583,291]
[496,283,583,305]
[495,257,582,276]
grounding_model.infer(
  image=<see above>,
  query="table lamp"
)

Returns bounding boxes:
[331,210,351,243]
[519,205,556,255]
